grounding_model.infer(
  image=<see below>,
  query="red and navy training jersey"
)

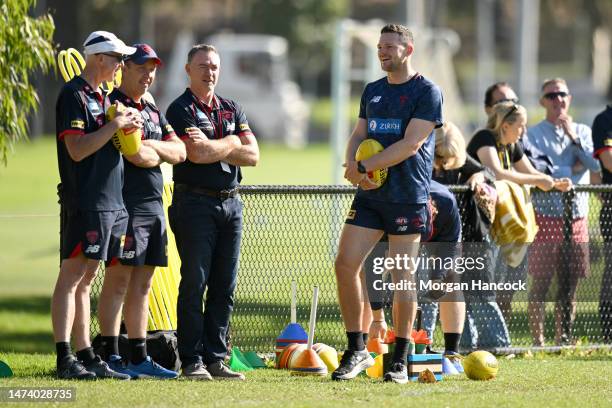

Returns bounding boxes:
[165,88,253,190]
[592,105,612,184]
[109,89,176,213]
[423,180,461,243]
[357,74,443,204]
[56,76,124,211]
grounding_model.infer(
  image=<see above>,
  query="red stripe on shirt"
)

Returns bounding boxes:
[58,129,85,140]
[594,146,612,158]
[162,131,177,141]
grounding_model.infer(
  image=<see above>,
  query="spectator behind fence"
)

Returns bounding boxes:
[591,103,612,343]
[431,122,510,350]
[526,78,601,346]
[467,102,572,345]
[482,82,551,325]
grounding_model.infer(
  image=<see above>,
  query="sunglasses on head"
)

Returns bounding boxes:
[543,91,569,100]
[502,104,519,122]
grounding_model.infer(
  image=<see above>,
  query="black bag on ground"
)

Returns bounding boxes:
[92,330,180,371]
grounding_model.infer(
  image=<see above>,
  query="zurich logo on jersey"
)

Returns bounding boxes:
[368,118,401,134]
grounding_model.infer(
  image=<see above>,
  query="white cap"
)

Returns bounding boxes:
[83,31,136,56]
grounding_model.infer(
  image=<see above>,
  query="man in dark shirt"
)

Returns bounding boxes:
[53,31,142,379]
[333,24,443,383]
[97,44,186,379]
[592,104,612,343]
[166,44,259,380]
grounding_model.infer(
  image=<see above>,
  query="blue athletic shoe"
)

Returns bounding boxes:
[444,351,464,374]
[442,357,459,375]
[107,355,140,379]
[127,356,179,379]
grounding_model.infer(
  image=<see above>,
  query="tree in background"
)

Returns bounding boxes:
[0,0,54,165]
[248,0,349,95]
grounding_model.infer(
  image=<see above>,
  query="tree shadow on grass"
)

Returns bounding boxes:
[0,295,50,314]
[0,295,53,353]
[0,332,54,354]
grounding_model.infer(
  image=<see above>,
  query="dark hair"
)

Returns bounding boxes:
[484,82,511,107]
[380,24,414,45]
[187,44,218,64]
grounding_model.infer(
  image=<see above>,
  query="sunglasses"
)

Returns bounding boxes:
[494,97,519,105]
[101,53,124,63]
[543,91,569,100]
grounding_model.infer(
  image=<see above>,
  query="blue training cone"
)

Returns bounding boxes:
[276,281,308,360]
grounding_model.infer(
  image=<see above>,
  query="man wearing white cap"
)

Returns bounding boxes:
[52,30,142,379]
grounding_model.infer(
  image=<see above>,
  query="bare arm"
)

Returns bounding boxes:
[183,127,241,164]
[345,119,369,164]
[143,135,186,165]
[362,118,435,171]
[64,107,143,162]
[598,149,612,174]
[477,146,555,191]
[225,133,260,167]
[342,119,377,188]
[123,145,163,168]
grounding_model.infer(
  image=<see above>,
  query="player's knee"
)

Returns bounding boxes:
[334,252,358,277]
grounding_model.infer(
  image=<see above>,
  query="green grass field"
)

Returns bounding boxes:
[0,351,610,407]
[1,138,611,407]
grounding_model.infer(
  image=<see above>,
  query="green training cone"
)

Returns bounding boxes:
[229,348,254,372]
[0,361,13,377]
[243,351,266,368]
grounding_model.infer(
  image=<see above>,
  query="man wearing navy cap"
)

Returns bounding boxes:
[98,44,186,379]
[53,30,141,379]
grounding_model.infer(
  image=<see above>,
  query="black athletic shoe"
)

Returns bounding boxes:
[331,349,374,381]
[56,355,96,380]
[84,356,131,380]
[383,362,408,384]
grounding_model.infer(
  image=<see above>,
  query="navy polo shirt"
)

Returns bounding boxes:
[109,89,176,213]
[356,74,443,204]
[56,76,124,211]
[165,88,253,190]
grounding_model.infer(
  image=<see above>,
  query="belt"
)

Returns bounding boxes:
[175,184,239,200]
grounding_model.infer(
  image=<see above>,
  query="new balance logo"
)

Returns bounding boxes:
[85,245,100,254]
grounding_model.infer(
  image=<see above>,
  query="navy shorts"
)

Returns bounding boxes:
[60,206,128,261]
[345,195,429,235]
[119,209,168,267]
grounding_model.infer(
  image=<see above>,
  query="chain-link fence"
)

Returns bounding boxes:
[91,185,612,353]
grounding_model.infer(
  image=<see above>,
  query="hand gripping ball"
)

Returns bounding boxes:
[463,350,499,381]
[355,139,388,188]
[106,102,142,156]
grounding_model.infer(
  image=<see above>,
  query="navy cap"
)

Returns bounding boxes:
[125,43,162,65]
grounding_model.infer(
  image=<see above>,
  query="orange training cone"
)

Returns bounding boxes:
[367,337,388,355]
[291,286,328,376]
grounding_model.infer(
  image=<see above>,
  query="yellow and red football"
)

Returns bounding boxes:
[355,139,388,188]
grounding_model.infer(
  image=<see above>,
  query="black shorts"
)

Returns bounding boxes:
[60,207,128,261]
[345,196,429,235]
[118,210,168,267]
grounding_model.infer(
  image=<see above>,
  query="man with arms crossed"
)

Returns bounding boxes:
[166,44,259,380]
[333,24,443,383]
[98,44,186,379]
